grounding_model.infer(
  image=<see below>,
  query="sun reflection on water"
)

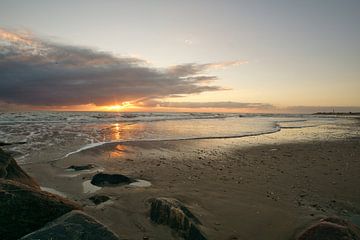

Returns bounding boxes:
[113,123,121,140]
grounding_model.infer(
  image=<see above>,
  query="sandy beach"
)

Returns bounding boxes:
[2,3,360,238]
[21,119,360,240]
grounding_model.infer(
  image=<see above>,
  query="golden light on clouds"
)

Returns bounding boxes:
[0,28,33,45]
[101,102,135,111]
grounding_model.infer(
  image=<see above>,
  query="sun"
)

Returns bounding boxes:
[102,102,133,111]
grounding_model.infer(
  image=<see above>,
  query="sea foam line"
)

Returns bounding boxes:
[60,124,281,159]
[63,142,106,158]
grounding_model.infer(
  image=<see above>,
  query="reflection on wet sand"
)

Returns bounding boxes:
[109,144,127,158]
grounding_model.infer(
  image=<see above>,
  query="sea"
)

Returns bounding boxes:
[0,112,358,164]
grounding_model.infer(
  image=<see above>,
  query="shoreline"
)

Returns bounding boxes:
[22,126,360,239]
[17,116,360,166]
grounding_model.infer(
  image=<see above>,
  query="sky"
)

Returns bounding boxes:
[0,0,359,113]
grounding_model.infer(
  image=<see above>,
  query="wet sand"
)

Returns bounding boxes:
[23,125,360,240]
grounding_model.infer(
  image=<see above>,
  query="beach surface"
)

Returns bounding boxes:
[21,118,360,240]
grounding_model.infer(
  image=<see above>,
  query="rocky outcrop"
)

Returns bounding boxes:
[0,148,39,188]
[67,164,96,171]
[91,172,134,187]
[149,197,207,240]
[89,194,110,205]
[0,179,81,240]
[0,148,121,240]
[297,217,360,240]
[20,210,119,240]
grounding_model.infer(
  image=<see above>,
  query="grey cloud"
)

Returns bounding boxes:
[166,60,247,77]
[0,29,243,106]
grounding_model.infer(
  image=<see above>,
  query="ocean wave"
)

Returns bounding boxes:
[0,112,344,163]
[0,112,237,124]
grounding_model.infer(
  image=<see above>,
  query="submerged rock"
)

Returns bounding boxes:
[20,210,119,240]
[0,141,26,146]
[89,194,110,205]
[0,179,80,240]
[91,173,134,187]
[297,217,360,240]
[67,164,96,171]
[149,197,207,240]
[0,148,39,188]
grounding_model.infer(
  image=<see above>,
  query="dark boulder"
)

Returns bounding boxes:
[20,210,119,240]
[89,195,110,205]
[91,173,134,187]
[149,197,207,240]
[0,142,12,146]
[297,217,360,240]
[0,148,39,188]
[67,164,96,171]
[0,179,81,240]
[0,141,26,146]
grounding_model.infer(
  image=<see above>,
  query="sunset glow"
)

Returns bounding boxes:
[1,2,360,240]
[102,102,134,111]
[0,1,359,113]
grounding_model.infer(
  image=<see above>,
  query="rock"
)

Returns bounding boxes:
[297,217,360,240]
[149,197,207,240]
[20,210,119,240]
[0,142,11,146]
[0,141,26,146]
[91,173,134,187]
[67,164,96,171]
[0,148,39,188]
[0,179,81,240]
[89,195,110,205]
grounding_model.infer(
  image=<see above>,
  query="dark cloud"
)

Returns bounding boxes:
[140,101,274,109]
[0,29,247,107]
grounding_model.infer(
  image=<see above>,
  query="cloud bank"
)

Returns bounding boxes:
[0,28,249,108]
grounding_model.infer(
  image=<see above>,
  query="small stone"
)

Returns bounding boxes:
[67,164,96,171]
[90,173,134,187]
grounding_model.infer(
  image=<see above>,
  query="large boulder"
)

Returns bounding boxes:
[20,210,119,240]
[91,172,134,187]
[149,197,207,240]
[0,179,81,240]
[297,217,360,240]
[0,148,39,188]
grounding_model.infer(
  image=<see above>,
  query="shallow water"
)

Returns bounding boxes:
[0,111,357,163]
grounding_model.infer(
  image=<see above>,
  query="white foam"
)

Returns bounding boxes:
[129,179,152,188]
[63,142,106,158]
[82,180,101,193]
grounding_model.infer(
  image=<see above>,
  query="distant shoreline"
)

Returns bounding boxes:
[313,112,360,116]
